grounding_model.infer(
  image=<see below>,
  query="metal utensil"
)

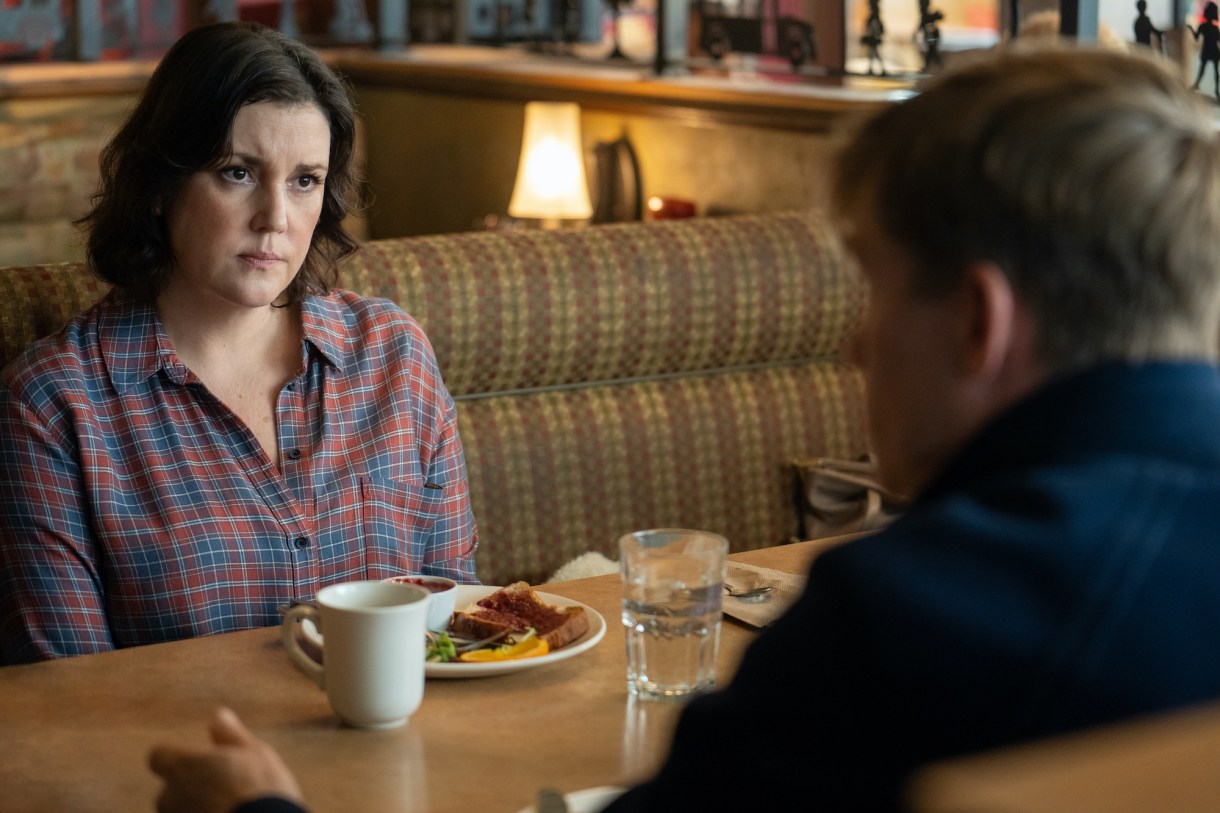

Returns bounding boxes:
[426,628,509,653]
[724,583,774,602]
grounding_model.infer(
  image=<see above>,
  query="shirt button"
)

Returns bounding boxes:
[293,536,310,550]
[288,448,302,460]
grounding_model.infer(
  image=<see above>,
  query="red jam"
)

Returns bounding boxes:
[389,576,453,593]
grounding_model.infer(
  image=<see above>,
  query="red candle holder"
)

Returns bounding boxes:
[647,196,697,220]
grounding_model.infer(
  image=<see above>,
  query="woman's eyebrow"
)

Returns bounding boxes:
[227,153,328,174]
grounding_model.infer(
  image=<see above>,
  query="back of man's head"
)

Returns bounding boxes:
[833,46,1220,371]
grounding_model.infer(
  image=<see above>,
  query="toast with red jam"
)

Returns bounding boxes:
[449,582,589,650]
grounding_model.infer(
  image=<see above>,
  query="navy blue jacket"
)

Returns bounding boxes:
[606,361,1220,812]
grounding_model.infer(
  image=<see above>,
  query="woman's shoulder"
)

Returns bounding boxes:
[304,291,450,395]
[4,301,108,381]
[1,297,128,410]
[312,289,424,333]
[305,290,435,364]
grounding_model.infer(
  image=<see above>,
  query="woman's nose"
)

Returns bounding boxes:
[253,187,288,233]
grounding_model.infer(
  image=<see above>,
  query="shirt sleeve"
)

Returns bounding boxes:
[345,294,480,585]
[0,376,114,664]
[416,359,479,584]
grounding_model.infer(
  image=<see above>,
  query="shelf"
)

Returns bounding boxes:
[0,44,910,132]
[329,46,911,132]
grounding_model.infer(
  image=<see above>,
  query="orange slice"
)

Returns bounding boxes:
[458,637,550,663]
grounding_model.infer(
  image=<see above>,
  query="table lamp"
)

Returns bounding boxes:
[508,101,593,228]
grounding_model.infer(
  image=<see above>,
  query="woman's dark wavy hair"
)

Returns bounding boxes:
[76,21,361,303]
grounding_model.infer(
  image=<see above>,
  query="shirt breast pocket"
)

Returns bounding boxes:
[359,476,443,578]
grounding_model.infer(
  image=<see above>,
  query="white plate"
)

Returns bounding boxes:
[427,585,606,679]
[515,786,627,813]
[298,585,606,680]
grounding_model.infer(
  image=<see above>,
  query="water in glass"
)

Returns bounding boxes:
[622,546,723,700]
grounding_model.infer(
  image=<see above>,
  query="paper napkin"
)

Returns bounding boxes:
[721,562,806,628]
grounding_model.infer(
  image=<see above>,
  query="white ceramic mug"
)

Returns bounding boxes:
[281,581,428,730]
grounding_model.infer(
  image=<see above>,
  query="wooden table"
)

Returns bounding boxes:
[907,698,1220,813]
[0,541,828,813]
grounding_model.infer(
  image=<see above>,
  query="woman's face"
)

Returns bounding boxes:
[162,101,331,314]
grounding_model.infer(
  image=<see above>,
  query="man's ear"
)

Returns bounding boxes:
[959,261,1019,381]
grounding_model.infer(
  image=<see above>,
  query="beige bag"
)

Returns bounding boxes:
[793,455,909,541]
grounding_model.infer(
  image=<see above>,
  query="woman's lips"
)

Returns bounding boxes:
[240,252,282,269]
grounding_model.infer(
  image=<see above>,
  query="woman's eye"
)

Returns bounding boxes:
[295,174,323,191]
[221,166,251,183]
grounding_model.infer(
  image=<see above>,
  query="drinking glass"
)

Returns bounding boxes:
[619,528,728,700]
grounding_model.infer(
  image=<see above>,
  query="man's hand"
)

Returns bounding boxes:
[149,707,305,813]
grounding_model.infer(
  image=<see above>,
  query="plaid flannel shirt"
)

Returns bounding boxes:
[0,290,478,664]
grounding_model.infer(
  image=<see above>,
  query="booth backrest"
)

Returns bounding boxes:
[0,211,871,585]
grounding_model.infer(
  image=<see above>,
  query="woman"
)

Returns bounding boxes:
[0,22,478,664]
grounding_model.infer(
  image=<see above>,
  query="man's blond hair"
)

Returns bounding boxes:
[833,46,1220,370]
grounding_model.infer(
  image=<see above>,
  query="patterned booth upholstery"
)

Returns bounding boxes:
[0,211,870,586]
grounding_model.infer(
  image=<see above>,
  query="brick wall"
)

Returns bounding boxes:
[0,95,134,267]
[0,93,368,268]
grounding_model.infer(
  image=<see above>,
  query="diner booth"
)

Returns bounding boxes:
[3,1,1220,810]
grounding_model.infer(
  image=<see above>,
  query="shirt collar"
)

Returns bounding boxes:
[300,293,347,370]
[99,292,349,394]
[97,294,177,393]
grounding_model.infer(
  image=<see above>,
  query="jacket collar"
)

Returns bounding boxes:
[921,360,1220,503]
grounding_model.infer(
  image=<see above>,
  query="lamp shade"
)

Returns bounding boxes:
[508,101,593,221]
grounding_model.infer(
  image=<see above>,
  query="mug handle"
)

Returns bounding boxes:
[281,604,325,689]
